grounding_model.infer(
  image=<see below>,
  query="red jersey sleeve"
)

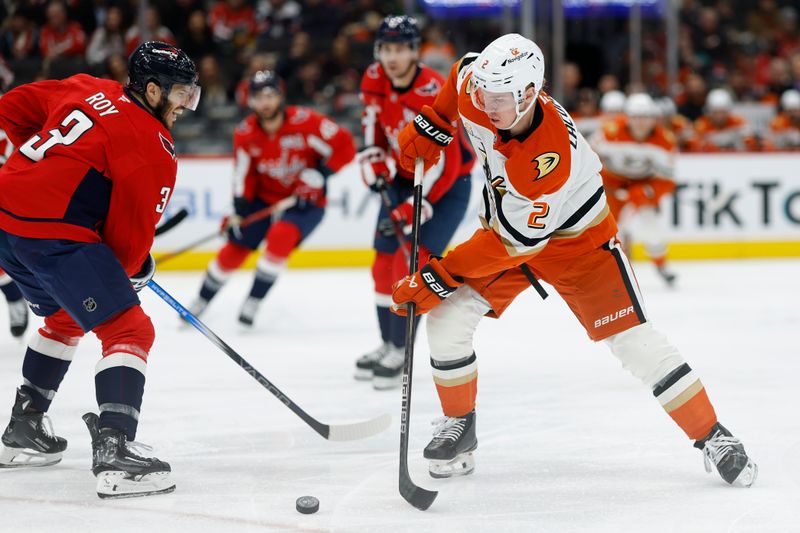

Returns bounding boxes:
[102,162,175,275]
[232,121,258,201]
[307,111,356,173]
[0,79,62,147]
[359,63,390,151]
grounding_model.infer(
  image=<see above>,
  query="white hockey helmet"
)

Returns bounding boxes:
[470,33,545,129]
[705,88,733,112]
[656,96,677,117]
[600,90,626,114]
[624,93,659,117]
[780,89,800,110]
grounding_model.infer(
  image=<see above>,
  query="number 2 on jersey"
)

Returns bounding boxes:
[20,109,94,162]
[527,202,550,229]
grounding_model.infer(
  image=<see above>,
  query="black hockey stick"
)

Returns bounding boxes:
[147,279,391,441]
[154,208,189,236]
[375,178,411,264]
[155,196,297,266]
[398,158,438,510]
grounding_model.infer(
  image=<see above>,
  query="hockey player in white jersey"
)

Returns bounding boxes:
[392,33,757,487]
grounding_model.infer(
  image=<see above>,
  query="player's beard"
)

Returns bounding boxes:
[257,106,282,122]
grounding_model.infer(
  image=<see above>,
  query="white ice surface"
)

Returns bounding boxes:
[0,259,798,533]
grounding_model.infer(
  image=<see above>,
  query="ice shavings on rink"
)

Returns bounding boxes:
[0,259,798,532]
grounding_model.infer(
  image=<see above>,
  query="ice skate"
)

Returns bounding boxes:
[0,388,67,468]
[424,410,477,478]
[354,342,390,380]
[694,422,757,488]
[372,346,405,390]
[83,413,175,499]
[238,296,261,327]
[657,265,677,287]
[7,299,29,338]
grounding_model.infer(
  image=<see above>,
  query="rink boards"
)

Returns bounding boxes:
[154,153,800,269]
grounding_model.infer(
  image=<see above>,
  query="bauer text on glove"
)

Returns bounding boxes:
[391,258,463,316]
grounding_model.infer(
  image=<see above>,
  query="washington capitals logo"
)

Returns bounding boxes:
[152,47,179,59]
[415,79,441,97]
[159,132,176,160]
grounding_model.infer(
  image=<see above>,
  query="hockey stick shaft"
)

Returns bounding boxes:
[154,208,189,236]
[398,158,438,510]
[376,180,411,263]
[147,279,390,441]
[155,196,297,266]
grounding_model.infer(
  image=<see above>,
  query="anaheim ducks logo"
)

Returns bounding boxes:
[532,152,560,180]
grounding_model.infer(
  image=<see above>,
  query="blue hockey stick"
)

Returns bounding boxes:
[147,280,391,441]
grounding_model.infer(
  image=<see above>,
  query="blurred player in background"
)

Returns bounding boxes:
[766,89,800,150]
[591,93,678,286]
[599,90,626,120]
[657,96,695,152]
[355,15,474,389]
[0,42,200,498]
[392,34,756,488]
[188,70,356,326]
[0,125,28,338]
[689,89,758,151]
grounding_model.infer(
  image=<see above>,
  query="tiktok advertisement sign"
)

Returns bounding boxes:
[155,154,800,263]
[667,154,800,240]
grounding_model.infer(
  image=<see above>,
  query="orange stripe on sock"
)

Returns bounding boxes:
[435,377,477,418]
[666,386,717,440]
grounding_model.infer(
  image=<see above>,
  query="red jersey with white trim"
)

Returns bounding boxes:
[232,106,356,206]
[0,129,13,166]
[0,74,178,275]
[429,54,616,279]
[359,62,473,203]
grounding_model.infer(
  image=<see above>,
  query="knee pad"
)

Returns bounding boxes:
[427,285,490,360]
[372,252,394,296]
[43,309,86,339]
[265,220,302,260]
[605,322,684,388]
[93,305,155,359]
[216,242,252,272]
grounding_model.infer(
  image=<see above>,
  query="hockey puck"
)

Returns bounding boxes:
[296,495,319,514]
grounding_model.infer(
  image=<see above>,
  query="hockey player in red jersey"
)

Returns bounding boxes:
[0,127,28,338]
[0,42,200,498]
[187,70,356,326]
[355,15,473,389]
[392,34,756,487]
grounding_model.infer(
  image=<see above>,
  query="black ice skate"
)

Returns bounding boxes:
[83,413,175,499]
[694,422,757,488]
[0,388,67,468]
[8,299,29,338]
[372,347,405,390]
[354,342,389,380]
[424,410,477,478]
[238,296,261,326]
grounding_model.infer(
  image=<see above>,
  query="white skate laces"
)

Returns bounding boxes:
[431,416,466,442]
[700,430,757,487]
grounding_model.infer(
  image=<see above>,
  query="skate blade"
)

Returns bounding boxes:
[96,470,175,499]
[732,460,758,488]
[0,445,62,468]
[354,368,374,381]
[429,452,475,479]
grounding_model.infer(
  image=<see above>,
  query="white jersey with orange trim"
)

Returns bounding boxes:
[451,54,608,259]
[589,117,676,181]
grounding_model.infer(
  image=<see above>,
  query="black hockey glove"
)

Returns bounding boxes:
[233,196,251,217]
[130,254,155,292]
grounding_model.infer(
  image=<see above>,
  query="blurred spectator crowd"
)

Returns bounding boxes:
[0,0,799,153]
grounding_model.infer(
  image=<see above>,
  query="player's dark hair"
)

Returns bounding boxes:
[249,70,285,96]
[375,15,421,50]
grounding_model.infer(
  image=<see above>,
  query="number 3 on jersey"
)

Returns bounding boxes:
[156,186,171,213]
[20,109,94,161]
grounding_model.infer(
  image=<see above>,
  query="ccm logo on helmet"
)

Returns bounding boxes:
[414,114,453,146]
